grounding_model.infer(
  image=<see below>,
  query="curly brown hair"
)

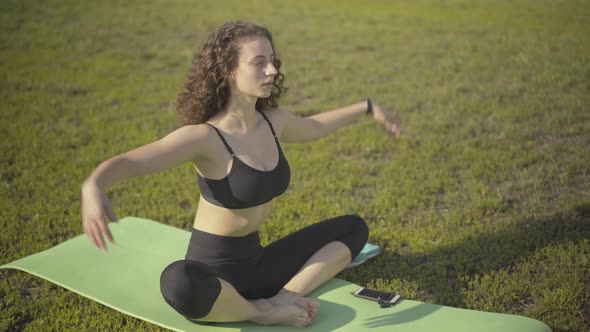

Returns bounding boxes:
[175,20,288,127]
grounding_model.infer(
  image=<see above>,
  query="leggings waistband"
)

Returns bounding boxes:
[185,228,262,263]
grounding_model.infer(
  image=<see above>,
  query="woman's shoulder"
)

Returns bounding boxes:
[173,123,215,138]
[260,105,289,126]
[169,123,218,155]
[171,123,222,166]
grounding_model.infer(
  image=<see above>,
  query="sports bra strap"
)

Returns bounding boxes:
[257,110,278,138]
[205,123,235,157]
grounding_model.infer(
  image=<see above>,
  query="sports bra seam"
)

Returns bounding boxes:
[197,150,286,182]
[199,192,276,209]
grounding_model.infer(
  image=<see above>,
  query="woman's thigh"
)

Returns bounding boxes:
[248,214,368,298]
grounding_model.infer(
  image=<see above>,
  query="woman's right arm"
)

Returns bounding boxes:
[81,124,210,252]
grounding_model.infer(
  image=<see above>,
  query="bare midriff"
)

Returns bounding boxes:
[192,195,273,237]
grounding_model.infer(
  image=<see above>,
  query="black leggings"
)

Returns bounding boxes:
[160,214,369,319]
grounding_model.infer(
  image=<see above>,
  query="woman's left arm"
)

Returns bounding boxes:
[279,99,400,143]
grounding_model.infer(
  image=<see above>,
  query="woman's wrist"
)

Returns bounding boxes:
[82,178,102,193]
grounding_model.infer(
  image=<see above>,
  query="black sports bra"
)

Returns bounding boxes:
[196,110,291,209]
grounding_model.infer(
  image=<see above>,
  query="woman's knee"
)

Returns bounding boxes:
[339,214,369,257]
[160,260,221,319]
[346,214,369,238]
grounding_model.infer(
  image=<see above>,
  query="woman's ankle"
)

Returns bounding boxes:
[276,288,300,297]
[247,299,272,322]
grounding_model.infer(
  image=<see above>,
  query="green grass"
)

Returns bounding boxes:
[1,0,589,331]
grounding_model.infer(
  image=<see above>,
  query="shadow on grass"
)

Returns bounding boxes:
[348,202,590,307]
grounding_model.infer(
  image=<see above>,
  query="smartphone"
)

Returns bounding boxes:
[352,287,401,305]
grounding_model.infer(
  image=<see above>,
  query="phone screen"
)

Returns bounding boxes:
[357,288,394,301]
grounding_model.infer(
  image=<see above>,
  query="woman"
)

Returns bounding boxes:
[81,20,400,328]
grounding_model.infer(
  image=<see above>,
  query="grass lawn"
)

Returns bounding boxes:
[1,0,589,331]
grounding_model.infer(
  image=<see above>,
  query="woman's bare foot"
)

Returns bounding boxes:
[251,298,274,311]
[268,289,320,319]
[250,300,312,328]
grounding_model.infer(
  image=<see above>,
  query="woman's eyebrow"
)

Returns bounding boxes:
[251,53,275,60]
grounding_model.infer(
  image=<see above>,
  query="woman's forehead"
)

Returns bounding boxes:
[238,37,273,57]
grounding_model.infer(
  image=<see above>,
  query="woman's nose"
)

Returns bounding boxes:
[266,62,278,76]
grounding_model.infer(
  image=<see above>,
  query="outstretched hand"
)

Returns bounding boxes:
[81,181,118,252]
[371,102,401,138]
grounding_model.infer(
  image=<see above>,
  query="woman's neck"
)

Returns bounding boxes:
[216,89,261,132]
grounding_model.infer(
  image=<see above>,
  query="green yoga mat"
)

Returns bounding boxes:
[1,216,551,332]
